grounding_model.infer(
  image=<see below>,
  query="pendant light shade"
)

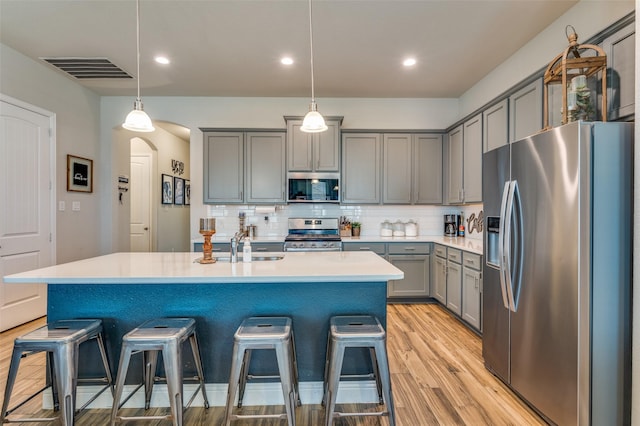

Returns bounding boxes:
[301,101,328,133]
[122,0,154,132]
[300,0,327,133]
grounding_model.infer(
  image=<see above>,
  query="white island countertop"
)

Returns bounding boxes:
[4,251,403,285]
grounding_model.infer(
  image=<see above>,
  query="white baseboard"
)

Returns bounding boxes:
[43,381,380,409]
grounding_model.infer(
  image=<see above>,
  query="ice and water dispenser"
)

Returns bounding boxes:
[486,216,500,268]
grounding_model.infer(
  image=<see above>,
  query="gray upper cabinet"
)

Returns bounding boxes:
[286,117,341,172]
[342,133,382,204]
[463,114,482,203]
[447,114,482,204]
[245,132,286,203]
[447,125,464,204]
[414,134,443,204]
[509,78,542,143]
[383,134,412,204]
[203,130,285,204]
[602,23,635,120]
[483,99,509,153]
[203,132,244,203]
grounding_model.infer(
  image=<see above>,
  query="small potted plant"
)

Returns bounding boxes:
[351,222,361,237]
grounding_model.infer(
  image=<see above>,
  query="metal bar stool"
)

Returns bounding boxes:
[323,315,396,426]
[224,316,300,426]
[1,319,113,425]
[109,318,209,426]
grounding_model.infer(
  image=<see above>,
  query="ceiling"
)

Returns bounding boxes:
[0,0,578,99]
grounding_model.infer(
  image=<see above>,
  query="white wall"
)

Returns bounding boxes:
[0,43,103,263]
[459,0,635,118]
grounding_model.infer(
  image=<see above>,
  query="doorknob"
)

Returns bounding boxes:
[144,227,149,231]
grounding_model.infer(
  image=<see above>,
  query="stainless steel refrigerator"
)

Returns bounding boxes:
[482,121,632,425]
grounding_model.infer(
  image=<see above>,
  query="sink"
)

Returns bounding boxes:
[213,255,284,262]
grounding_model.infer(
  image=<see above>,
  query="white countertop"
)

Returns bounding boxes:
[3,251,404,285]
[341,236,483,255]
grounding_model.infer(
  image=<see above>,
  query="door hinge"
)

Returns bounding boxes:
[49,233,52,242]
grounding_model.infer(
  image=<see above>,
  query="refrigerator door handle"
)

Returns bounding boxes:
[497,181,511,309]
[505,180,523,312]
[503,180,516,311]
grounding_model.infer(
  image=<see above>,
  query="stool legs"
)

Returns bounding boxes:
[2,320,112,426]
[110,319,208,426]
[53,343,77,426]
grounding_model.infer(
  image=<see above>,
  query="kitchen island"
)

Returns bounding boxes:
[4,251,403,406]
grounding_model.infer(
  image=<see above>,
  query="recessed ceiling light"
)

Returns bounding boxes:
[281,57,294,65]
[154,56,170,65]
[403,58,417,67]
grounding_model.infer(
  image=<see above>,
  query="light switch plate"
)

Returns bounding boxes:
[72,201,81,211]
[58,201,65,211]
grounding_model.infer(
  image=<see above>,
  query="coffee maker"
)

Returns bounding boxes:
[444,214,458,237]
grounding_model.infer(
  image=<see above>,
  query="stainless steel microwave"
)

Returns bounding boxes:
[287,172,340,203]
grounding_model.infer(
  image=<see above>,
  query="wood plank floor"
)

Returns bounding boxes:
[0,304,545,425]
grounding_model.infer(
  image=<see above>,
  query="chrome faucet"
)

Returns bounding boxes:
[230,232,245,263]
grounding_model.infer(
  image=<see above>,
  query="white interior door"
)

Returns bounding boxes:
[0,98,54,332]
[130,153,152,251]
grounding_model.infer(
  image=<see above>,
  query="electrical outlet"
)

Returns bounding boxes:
[58,201,65,211]
[72,201,81,211]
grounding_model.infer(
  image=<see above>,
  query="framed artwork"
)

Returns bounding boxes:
[161,174,173,204]
[67,155,93,193]
[174,176,185,205]
[184,180,191,205]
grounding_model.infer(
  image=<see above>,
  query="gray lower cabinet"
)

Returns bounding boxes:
[387,243,431,298]
[343,242,430,299]
[461,252,482,331]
[432,245,447,304]
[203,130,286,204]
[602,22,635,120]
[341,133,382,204]
[446,248,462,315]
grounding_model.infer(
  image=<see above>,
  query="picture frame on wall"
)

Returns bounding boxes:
[184,180,191,205]
[161,174,173,204]
[67,155,93,193]
[174,176,185,205]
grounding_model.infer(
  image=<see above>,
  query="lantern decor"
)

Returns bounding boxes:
[543,25,607,129]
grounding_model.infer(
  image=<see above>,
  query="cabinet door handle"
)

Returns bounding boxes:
[256,247,268,252]
[404,247,416,251]
[359,247,371,250]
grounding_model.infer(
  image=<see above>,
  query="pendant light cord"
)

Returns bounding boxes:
[308,0,316,103]
[135,0,141,101]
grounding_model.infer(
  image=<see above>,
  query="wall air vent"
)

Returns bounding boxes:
[40,57,132,79]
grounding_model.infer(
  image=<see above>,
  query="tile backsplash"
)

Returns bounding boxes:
[198,203,484,241]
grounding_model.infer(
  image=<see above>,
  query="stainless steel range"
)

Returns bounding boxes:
[283,218,342,251]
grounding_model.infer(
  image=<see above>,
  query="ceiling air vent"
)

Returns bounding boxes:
[40,57,132,79]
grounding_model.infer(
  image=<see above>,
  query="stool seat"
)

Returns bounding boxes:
[110,318,209,426]
[323,315,396,426]
[1,319,113,426]
[224,316,300,426]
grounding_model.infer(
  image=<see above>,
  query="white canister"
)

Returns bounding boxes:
[405,220,418,237]
[392,220,405,237]
[380,220,393,237]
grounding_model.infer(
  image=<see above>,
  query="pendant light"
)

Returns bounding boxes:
[300,0,327,133]
[123,0,154,132]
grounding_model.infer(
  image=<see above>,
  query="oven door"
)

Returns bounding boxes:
[287,172,340,203]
